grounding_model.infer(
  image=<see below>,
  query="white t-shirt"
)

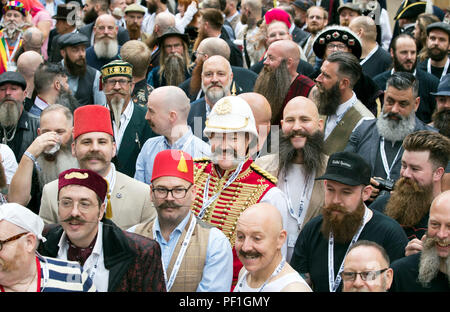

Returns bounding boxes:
[0,143,17,185]
[236,272,311,292]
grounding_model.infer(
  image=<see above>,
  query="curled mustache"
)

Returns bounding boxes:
[211,147,241,160]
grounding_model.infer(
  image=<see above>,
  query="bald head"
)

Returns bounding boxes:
[283,96,320,121]
[239,93,272,125]
[349,15,377,42]
[265,39,300,76]
[202,55,232,73]
[17,51,44,93]
[148,86,190,120]
[430,190,450,218]
[197,37,231,60]
[95,13,117,26]
[154,11,176,36]
[238,203,283,235]
[271,39,300,62]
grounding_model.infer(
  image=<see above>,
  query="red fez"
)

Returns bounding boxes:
[58,168,108,201]
[151,150,194,184]
[265,8,291,30]
[73,105,113,140]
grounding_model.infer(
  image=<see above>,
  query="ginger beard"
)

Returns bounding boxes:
[384,177,433,227]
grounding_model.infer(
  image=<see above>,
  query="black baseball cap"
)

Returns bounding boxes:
[0,71,27,90]
[316,151,371,186]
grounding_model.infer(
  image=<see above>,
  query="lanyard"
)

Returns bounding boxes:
[197,161,245,219]
[283,169,313,229]
[328,207,370,292]
[380,137,402,181]
[234,258,286,292]
[359,45,378,66]
[4,33,22,63]
[427,58,449,81]
[153,214,197,291]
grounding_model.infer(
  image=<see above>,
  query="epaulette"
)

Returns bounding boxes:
[193,156,210,163]
[250,162,278,184]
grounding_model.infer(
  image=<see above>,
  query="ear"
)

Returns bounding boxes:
[389,48,394,59]
[317,117,324,131]
[24,233,37,253]
[362,184,372,201]
[98,202,106,221]
[54,79,61,91]
[385,268,394,290]
[414,96,420,112]
[433,166,445,182]
[71,139,76,157]
[340,77,350,90]
[277,229,287,249]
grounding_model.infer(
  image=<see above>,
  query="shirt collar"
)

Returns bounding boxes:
[154,212,192,240]
[163,126,194,149]
[58,222,103,257]
[335,91,356,116]
[34,96,49,111]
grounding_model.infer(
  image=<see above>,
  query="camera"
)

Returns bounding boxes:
[372,177,394,193]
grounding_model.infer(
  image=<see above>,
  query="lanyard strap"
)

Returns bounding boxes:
[198,161,245,219]
[328,207,370,292]
[283,169,313,229]
[153,215,197,291]
[3,33,22,63]
[427,58,449,81]
[380,137,402,180]
[234,258,286,292]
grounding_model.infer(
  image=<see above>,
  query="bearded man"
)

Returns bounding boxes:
[370,131,450,241]
[0,1,28,73]
[390,190,450,292]
[8,105,78,214]
[147,27,192,88]
[345,72,436,202]
[100,60,155,177]
[254,39,314,125]
[86,14,121,71]
[256,96,327,261]
[290,151,409,292]
[430,74,450,139]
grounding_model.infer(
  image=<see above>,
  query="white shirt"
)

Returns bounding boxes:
[0,143,17,185]
[112,100,134,151]
[324,91,357,140]
[236,271,311,292]
[34,96,49,111]
[57,222,110,292]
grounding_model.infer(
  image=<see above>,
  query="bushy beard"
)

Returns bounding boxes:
[432,108,450,138]
[315,81,342,116]
[254,60,291,124]
[127,21,141,40]
[65,55,86,77]
[279,129,325,177]
[384,177,433,227]
[321,199,366,244]
[147,0,157,14]
[201,81,231,105]
[427,46,448,62]
[83,7,98,24]
[393,55,416,73]
[376,110,416,142]
[93,37,119,59]
[56,88,79,112]
[0,98,20,127]
[36,139,79,187]
[162,53,186,86]
[418,235,450,287]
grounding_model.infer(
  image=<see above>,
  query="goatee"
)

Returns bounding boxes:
[432,108,450,138]
[316,81,342,116]
[418,235,450,287]
[254,60,291,124]
[321,200,366,244]
[279,129,325,177]
[384,177,433,227]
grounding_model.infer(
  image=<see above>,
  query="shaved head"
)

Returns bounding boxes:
[238,203,283,236]
[197,37,231,60]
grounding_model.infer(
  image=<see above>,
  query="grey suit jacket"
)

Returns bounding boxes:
[344,116,437,181]
[39,171,156,230]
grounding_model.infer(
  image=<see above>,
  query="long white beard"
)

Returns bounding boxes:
[36,148,79,187]
[376,110,416,142]
[110,97,125,130]
[418,237,450,287]
[93,38,119,59]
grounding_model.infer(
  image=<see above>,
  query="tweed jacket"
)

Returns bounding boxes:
[38,219,166,292]
[39,171,156,230]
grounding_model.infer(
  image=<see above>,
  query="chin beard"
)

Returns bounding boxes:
[418,235,450,287]
[321,200,366,244]
[393,56,416,73]
[202,82,230,105]
[110,97,125,129]
[316,81,342,116]
[36,141,79,187]
[65,56,86,77]
[432,108,450,138]
[161,53,187,86]
[0,99,20,127]
[94,38,119,59]
[427,47,448,62]
[384,177,433,227]
[279,129,325,177]
[376,110,416,142]
[254,60,292,124]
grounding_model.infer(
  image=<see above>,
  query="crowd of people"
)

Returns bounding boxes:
[0,0,449,293]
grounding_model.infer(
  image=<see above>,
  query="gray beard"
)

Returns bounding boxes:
[376,111,416,142]
[418,236,450,287]
[94,38,119,59]
[56,88,79,112]
[36,146,79,187]
[0,100,20,127]
[202,82,231,105]
[110,97,125,129]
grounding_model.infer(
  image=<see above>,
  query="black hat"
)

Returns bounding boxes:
[316,151,371,186]
[426,21,450,37]
[52,4,77,20]
[156,27,189,47]
[0,71,26,90]
[58,32,89,49]
[291,0,313,11]
[313,25,362,59]
[394,0,426,20]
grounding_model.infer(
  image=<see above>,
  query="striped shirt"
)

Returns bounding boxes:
[38,254,96,292]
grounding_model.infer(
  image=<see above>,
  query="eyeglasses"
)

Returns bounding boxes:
[58,199,96,212]
[151,185,192,199]
[326,43,348,51]
[0,232,28,251]
[104,79,131,87]
[341,269,389,282]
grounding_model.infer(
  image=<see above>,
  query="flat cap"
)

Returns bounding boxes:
[426,22,450,37]
[0,71,26,89]
[58,32,89,49]
[124,3,146,14]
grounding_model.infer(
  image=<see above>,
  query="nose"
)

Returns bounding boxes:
[352,273,365,288]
